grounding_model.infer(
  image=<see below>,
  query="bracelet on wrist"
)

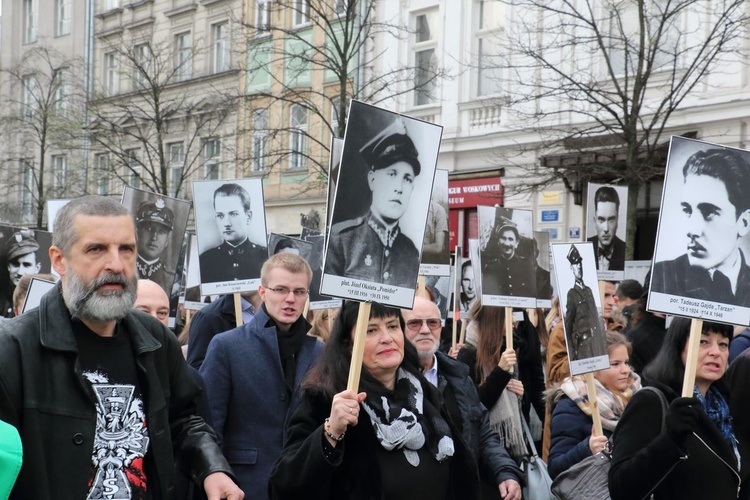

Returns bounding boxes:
[324,418,346,441]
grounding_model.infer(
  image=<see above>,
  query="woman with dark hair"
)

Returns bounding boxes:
[609,318,749,499]
[269,301,481,499]
[546,331,640,478]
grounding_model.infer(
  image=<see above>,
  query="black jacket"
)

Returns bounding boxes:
[609,380,749,500]
[0,285,234,499]
[269,384,481,499]
[187,294,238,370]
[434,351,523,494]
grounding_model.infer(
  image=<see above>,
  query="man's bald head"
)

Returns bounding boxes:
[402,296,442,361]
[135,279,170,326]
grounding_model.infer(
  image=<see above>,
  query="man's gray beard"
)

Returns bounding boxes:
[62,269,137,323]
[416,342,439,360]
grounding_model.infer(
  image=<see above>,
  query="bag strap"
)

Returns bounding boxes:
[520,413,541,459]
[638,386,668,431]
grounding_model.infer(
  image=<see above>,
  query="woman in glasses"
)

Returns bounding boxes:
[269,300,483,499]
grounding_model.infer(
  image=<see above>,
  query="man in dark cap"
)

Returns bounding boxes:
[2,231,43,317]
[563,244,606,361]
[199,183,268,284]
[481,216,535,297]
[135,198,175,292]
[324,119,421,288]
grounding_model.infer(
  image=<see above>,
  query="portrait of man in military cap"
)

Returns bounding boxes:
[0,226,53,318]
[478,205,536,307]
[122,187,192,299]
[551,242,609,375]
[193,179,268,295]
[321,100,442,308]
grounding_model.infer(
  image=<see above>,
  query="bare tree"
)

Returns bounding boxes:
[88,30,240,200]
[241,0,447,186]
[0,47,87,228]
[495,0,747,256]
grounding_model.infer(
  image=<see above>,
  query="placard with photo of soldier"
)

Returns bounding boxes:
[321,100,443,309]
[533,230,553,308]
[478,205,536,308]
[551,242,609,376]
[193,179,268,296]
[268,234,313,261]
[122,187,191,297]
[585,183,628,281]
[648,136,750,325]
[419,169,450,276]
[0,226,53,318]
[303,231,342,310]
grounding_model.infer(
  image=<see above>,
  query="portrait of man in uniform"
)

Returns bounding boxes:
[586,184,627,274]
[135,199,175,292]
[651,142,750,308]
[561,244,606,363]
[0,228,52,318]
[479,207,536,305]
[195,181,268,292]
[420,169,449,272]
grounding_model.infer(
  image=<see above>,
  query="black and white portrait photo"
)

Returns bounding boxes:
[193,179,268,295]
[551,242,609,376]
[478,205,536,308]
[321,100,443,309]
[533,231,553,308]
[0,225,52,319]
[268,234,313,261]
[303,231,341,310]
[420,169,450,276]
[649,136,750,325]
[122,187,191,296]
[585,183,628,280]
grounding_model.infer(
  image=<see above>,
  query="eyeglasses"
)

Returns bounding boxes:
[405,318,442,332]
[266,286,309,297]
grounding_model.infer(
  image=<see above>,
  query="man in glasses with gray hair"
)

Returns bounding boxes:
[401,296,522,500]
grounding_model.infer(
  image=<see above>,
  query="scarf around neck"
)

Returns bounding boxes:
[694,384,739,466]
[560,372,641,432]
[361,368,454,467]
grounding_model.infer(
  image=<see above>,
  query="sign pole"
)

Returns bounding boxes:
[682,319,704,397]
[585,372,603,436]
[233,293,244,328]
[347,302,372,392]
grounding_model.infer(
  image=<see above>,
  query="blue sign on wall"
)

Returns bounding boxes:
[569,227,581,239]
[541,210,559,222]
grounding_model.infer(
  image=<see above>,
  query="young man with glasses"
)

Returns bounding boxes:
[401,296,523,499]
[200,253,324,499]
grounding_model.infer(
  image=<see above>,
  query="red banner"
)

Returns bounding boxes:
[448,177,503,209]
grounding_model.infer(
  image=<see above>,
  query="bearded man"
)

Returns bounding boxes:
[0,196,243,500]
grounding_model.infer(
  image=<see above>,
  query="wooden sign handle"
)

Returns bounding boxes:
[682,319,704,397]
[458,319,467,345]
[505,307,513,351]
[585,372,603,436]
[303,297,310,319]
[233,293,244,328]
[416,276,427,297]
[347,302,372,392]
[185,309,191,324]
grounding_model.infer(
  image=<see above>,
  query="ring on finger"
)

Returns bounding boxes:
[349,407,353,414]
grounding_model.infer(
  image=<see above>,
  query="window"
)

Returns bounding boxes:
[105,52,119,96]
[53,68,68,114]
[175,32,192,81]
[293,0,309,26]
[204,139,221,179]
[413,10,439,106]
[52,155,67,191]
[211,22,230,73]
[22,75,37,121]
[95,153,110,195]
[168,142,184,195]
[289,104,307,170]
[133,43,150,90]
[251,109,268,172]
[256,0,271,33]
[21,161,35,220]
[104,0,120,10]
[24,0,38,44]
[125,148,141,189]
[57,0,71,36]
[476,0,503,96]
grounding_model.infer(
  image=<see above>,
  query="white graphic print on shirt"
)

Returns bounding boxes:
[84,371,149,500]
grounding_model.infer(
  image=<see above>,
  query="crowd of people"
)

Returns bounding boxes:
[2,194,750,499]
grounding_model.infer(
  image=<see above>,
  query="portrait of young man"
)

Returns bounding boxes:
[321,100,442,308]
[194,180,268,295]
[585,183,628,278]
[0,228,52,319]
[650,137,750,322]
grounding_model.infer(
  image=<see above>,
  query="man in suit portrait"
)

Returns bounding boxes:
[587,185,626,271]
[199,183,268,284]
[481,216,535,297]
[651,148,750,306]
[564,245,606,361]
[325,119,421,288]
